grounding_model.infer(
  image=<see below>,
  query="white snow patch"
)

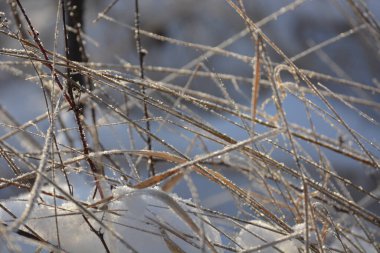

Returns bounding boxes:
[0,185,221,253]
[235,220,302,253]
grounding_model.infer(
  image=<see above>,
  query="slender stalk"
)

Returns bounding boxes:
[134,0,154,176]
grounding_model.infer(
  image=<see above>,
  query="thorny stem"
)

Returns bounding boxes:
[14,0,74,109]
[15,0,105,199]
